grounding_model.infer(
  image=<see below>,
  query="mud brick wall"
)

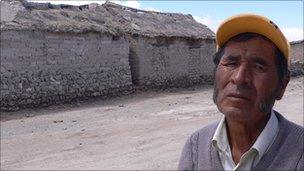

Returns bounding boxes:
[290,41,303,62]
[129,36,216,88]
[0,30,132,110]
[290,41,304,76]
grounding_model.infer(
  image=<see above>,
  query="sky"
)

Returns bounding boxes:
[28,0,303,42]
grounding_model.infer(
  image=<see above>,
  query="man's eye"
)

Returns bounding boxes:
[225,62,237,67]
[254,64,265,72]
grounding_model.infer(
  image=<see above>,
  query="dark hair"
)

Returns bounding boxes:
[213,33,290,86]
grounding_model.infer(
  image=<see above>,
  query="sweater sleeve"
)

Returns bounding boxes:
[178,136,194,170]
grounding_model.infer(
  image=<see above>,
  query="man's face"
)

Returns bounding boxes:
[213,37,283,122]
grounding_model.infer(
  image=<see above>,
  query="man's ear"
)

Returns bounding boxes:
[276,74,290,100]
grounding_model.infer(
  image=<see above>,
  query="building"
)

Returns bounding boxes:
[0,0,215,110]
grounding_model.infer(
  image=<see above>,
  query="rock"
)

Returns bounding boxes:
[53,120,63,123]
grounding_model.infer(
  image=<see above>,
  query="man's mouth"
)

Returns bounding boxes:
[226,93,250,101]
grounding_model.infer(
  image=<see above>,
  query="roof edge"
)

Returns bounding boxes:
[290,40,304,45]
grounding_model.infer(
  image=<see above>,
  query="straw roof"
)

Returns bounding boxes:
[1,0,214,39]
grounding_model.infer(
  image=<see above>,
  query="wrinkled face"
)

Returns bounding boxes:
[214,37,282,122]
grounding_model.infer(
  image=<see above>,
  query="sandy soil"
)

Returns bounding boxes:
[1,76,303,170]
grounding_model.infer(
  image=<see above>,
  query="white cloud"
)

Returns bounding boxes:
[112,0,140,9]
[193,14,222,32]
[145,7,160,12]
[282,27,303,42]
[194,14,212,25]
[111,1,161,12]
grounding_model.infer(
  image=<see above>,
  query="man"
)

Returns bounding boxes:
[178,14,303,171]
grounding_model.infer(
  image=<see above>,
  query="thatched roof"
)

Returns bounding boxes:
[0,0,214,39]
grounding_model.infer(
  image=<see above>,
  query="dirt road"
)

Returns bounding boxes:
[1,76,303,170]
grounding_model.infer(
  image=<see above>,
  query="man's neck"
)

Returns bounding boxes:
[225,113,271,164]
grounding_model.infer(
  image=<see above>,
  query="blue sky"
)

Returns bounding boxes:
[28,0,303,41]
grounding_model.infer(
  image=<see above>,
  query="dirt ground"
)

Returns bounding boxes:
[1,76,303,170]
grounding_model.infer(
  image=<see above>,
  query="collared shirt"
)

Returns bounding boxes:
[212,110,279,171]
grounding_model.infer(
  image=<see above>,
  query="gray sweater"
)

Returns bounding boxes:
[178,111,304,170]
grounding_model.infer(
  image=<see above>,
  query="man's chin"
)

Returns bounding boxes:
[218,106,253,121]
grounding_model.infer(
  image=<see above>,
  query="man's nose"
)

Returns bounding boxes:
[231,65,251,86]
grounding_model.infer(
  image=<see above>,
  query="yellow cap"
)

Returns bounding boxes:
[216,13,290,63]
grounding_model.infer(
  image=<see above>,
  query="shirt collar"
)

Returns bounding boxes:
[212,116,228,153]
[212,110,279,160]
[252,110,279,161]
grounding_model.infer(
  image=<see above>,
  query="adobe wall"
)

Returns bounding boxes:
[290,40,303,76]
[290,41,303,62]
[129,36,216,88]
[0,30,133,110]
